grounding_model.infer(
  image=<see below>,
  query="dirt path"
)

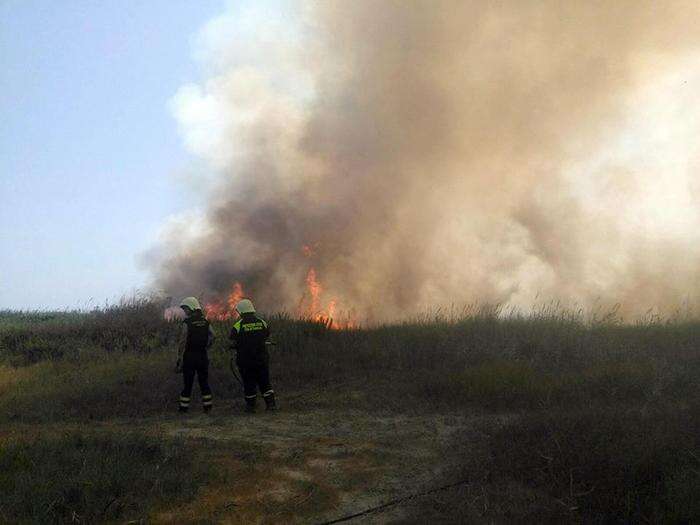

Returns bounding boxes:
[146,408,503,524]
[0,406,512,523]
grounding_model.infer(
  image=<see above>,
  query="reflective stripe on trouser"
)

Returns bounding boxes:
[262,389,276,409]
[202,394,213,407]
[244,394,257,410]
[181,351,211,409]
[239,362,272,399]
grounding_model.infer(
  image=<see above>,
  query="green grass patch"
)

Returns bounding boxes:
[0,299,179,366]
[407,358,660,410]
[0,352,178,423]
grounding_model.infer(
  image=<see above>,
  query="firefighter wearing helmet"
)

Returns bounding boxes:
[229,299,276,412]
[176,297,215,413]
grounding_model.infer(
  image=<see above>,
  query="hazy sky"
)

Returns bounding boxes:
[1,1,229,309]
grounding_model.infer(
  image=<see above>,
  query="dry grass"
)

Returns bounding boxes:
[0,431,202,523]
[1,299,699,522]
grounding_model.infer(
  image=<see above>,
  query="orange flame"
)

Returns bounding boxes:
[204,282,245,320]
[299,267,357,329]
[200,255,358,329]
[306,268,322,315]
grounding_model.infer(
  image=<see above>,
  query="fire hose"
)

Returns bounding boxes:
[228,356,243,388]
[316,478,471,524]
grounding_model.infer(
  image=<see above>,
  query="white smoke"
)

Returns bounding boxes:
[149,1,700,320]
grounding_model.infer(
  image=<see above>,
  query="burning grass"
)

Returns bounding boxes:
[0,299,699,521]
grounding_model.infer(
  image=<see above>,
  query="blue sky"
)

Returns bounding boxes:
[0,1,228,309]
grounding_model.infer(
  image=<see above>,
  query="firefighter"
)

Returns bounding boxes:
[176,297,215,413]
[229,299,276,413]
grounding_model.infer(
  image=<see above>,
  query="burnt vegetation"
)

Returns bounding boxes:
[0,299,698,522]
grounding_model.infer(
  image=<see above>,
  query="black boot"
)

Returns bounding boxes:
[244,396,257,413]
[263,391,276,411]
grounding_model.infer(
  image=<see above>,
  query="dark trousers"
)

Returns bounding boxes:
[180,352,212,410]
[238,362,272,400]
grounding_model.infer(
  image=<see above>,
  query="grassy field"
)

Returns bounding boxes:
[0,299,698,523]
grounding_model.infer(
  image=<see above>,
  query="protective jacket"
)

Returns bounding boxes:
[184,312,211,353]
[230,313,270,367]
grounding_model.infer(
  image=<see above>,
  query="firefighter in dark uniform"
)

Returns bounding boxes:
[229,299,276,413]
[177,297,215,413]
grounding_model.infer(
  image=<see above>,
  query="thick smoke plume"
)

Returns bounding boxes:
[150,1,700,320]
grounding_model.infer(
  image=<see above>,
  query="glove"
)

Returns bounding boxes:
[175,359,182,373]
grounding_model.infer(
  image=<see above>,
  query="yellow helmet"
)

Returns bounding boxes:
[179,297,202,311]
[235,299,256,314]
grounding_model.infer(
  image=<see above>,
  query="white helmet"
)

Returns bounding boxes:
[235,299,256,314]
[180,297,202,311]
